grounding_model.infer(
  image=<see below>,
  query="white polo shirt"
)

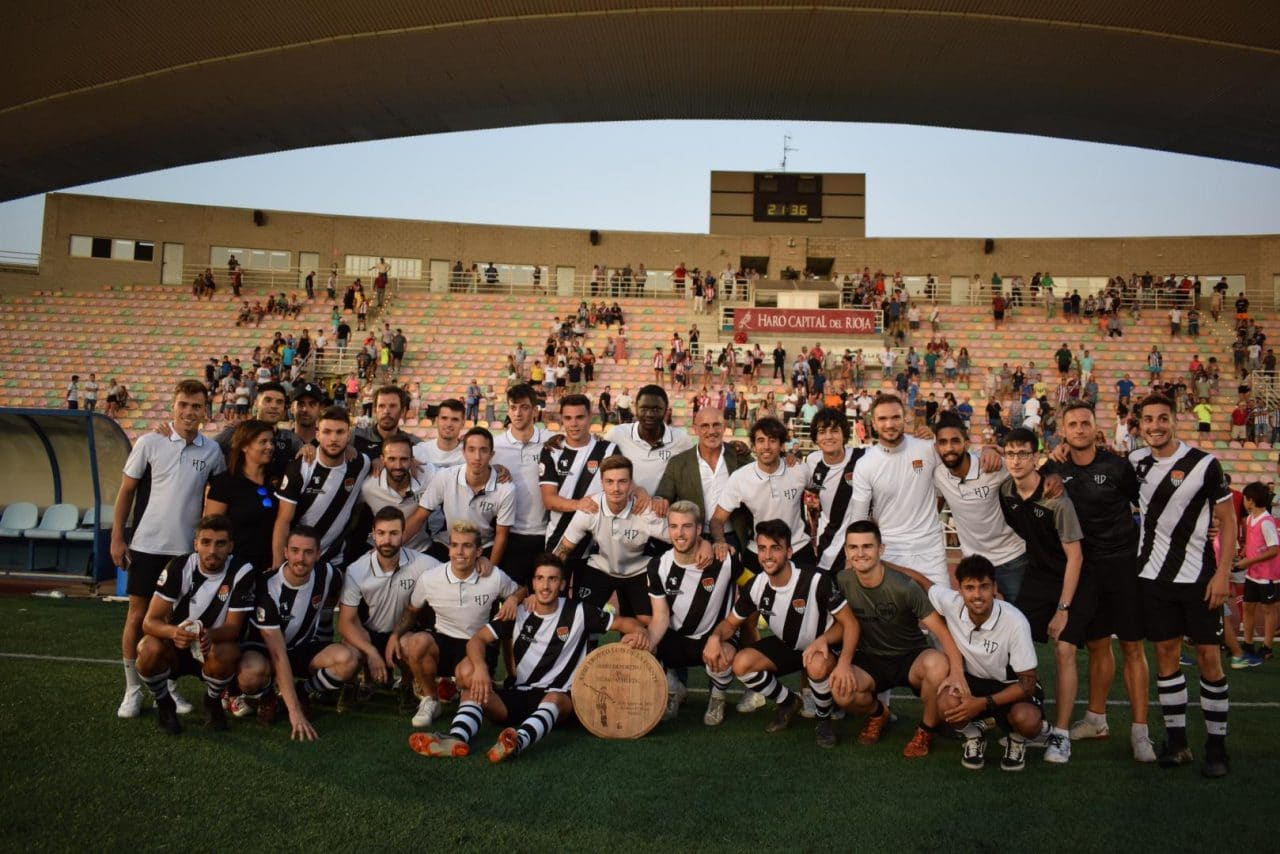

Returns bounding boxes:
[932,450,1025,565]
[360,467,435,551]
[418,466,516,548]
[124,428,226,555]
[927,585,1037,684]
[605,422,694,495]
[562,497,670,578]
[341,547,440,633]
[717,460,811,552]
[410,562,520,640]
[491,427,552,536]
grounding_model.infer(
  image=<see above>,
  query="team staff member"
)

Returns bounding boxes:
[932,413,1030,604]
[645,501,740,725]
[703,520,858,747]
[1131,394,1234,777]
[804,408,866,574]
[113,379,226,719]
[237,526,352,741]
[555,455,670,619]
[406,427,515,565]
[204,419,279,572]
[134,515,254,735]
[913,555,1046,772]
[337,507,440,710]
[212,381,301,486]
[410,554,649,762]
[710,417,814,568]
[605,384,694,494]
[492,384,553,586]
[273,406,370,570]
[1042,401,1154,762]
[998,428,1088,765]
[655,406,750,544]
[355,434,435,553]
[832,521,967,758]
[389,522,523,728]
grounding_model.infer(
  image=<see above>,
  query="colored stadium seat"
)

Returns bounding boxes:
[24,503,80,568]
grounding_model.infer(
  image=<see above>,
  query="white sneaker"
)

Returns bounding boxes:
[1132,732,1158,763]
[170,684,193,715]
[116,687,144,719]
[1069,716,1109,740]
[736,689,766,714]
[799,687,817,719]
[1044,730,1072,764]
[704,692,726,726]
[1002,720,1051,750]
[411,696,440,728]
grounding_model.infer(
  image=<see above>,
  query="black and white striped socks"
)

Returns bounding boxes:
[449,700,484,744]
[1157,670,1188,747]
[809,677,833,720]
[141,668,171,701]
[516,702,560,753]
[302,667,342,696]
[1201,676,1229,747]
[740,671,791,705]
[706,666,733,696]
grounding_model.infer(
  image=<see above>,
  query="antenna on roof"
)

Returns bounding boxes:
[780,134,798,171]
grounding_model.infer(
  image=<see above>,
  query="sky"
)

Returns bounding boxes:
[1,120,1278,254]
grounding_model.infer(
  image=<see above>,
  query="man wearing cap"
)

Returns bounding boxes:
[291,382,325,446]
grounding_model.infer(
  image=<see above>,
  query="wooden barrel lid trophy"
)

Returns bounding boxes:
[571,643,667,739]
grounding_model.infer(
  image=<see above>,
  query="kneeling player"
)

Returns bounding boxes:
[646,500,740,725]
[236,526,352,741]
[703,520,858,747]
[926,556,1045,771]
[136,514,254,735]
[389,521,524,728]
[410,554,649,761]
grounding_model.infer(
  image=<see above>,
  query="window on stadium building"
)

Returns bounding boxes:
[69,234,155,262]
[344,255,422,280]
[210,246,291,270]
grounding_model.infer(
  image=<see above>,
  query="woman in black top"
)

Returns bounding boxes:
[204,419,278,572]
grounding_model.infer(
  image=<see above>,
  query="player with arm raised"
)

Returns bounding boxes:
[409,553,648,762]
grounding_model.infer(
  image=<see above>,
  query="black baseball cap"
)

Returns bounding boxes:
[292,382,324,403]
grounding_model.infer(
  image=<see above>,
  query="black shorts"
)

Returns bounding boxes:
[429,633,470,677]
[171,647,208,678]
[964,674,1044,733]
[1244,579,1280,605]
[127,550,180,598]
[496,686,556,723]
[1018,572,1097,647]
[655,631,718,670]
[241,639,329,678]
[367,630,393,655]
[502,534,546,588]
[1084,554,1144,643]
[852,647,930,694]
[570,564,652,618]
[1140,578,1224,646]
[744,634,805,678]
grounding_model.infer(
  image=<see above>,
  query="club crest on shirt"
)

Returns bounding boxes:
[844,470,854,483]
[1170,471,1185,485]
[343,477,356,491]
[792,598,807,614]
[701,576,716,592]
[1033,508,1045,518]
[556,625,570,641]
[911,459,923,473]
[216,584,229,602]
[255,606,267,622]
[586,459,599,474]
[311,594,323,608]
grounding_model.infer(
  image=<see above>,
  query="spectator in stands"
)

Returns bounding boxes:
[65,374,80,410]
[83,374,100,412]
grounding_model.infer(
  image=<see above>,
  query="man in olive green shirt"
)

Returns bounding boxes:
[831,520,967,759]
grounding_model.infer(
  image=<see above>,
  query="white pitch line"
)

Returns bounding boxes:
[3,652,1279,708]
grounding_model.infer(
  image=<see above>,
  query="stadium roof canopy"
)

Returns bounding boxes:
[3,1,1277,201]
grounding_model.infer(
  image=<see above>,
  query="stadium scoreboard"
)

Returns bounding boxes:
[709,170,865,236]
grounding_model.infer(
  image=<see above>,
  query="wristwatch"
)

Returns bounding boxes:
[985,695,997,714]
[1057,602,1071,612]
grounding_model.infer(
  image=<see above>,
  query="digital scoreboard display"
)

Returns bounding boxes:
[753,173,822,223]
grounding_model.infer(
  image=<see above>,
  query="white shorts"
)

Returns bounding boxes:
[883,547,950,589]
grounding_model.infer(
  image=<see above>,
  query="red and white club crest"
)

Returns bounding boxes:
[586,460,599,474]
[216,585,229,602]
[556,626,570,641]
[701,577,716,592]
[792,598,807,614]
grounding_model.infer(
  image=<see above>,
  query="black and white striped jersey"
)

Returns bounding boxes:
[276,454,371,567]
[250,562,344,649]
[807,447,867,571]
[646,551,737,640]
[733,564,846,651]
[1130,442,1231,585]
[539,436,616,549]
[488,598,613,693]
[155,553,255,629]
